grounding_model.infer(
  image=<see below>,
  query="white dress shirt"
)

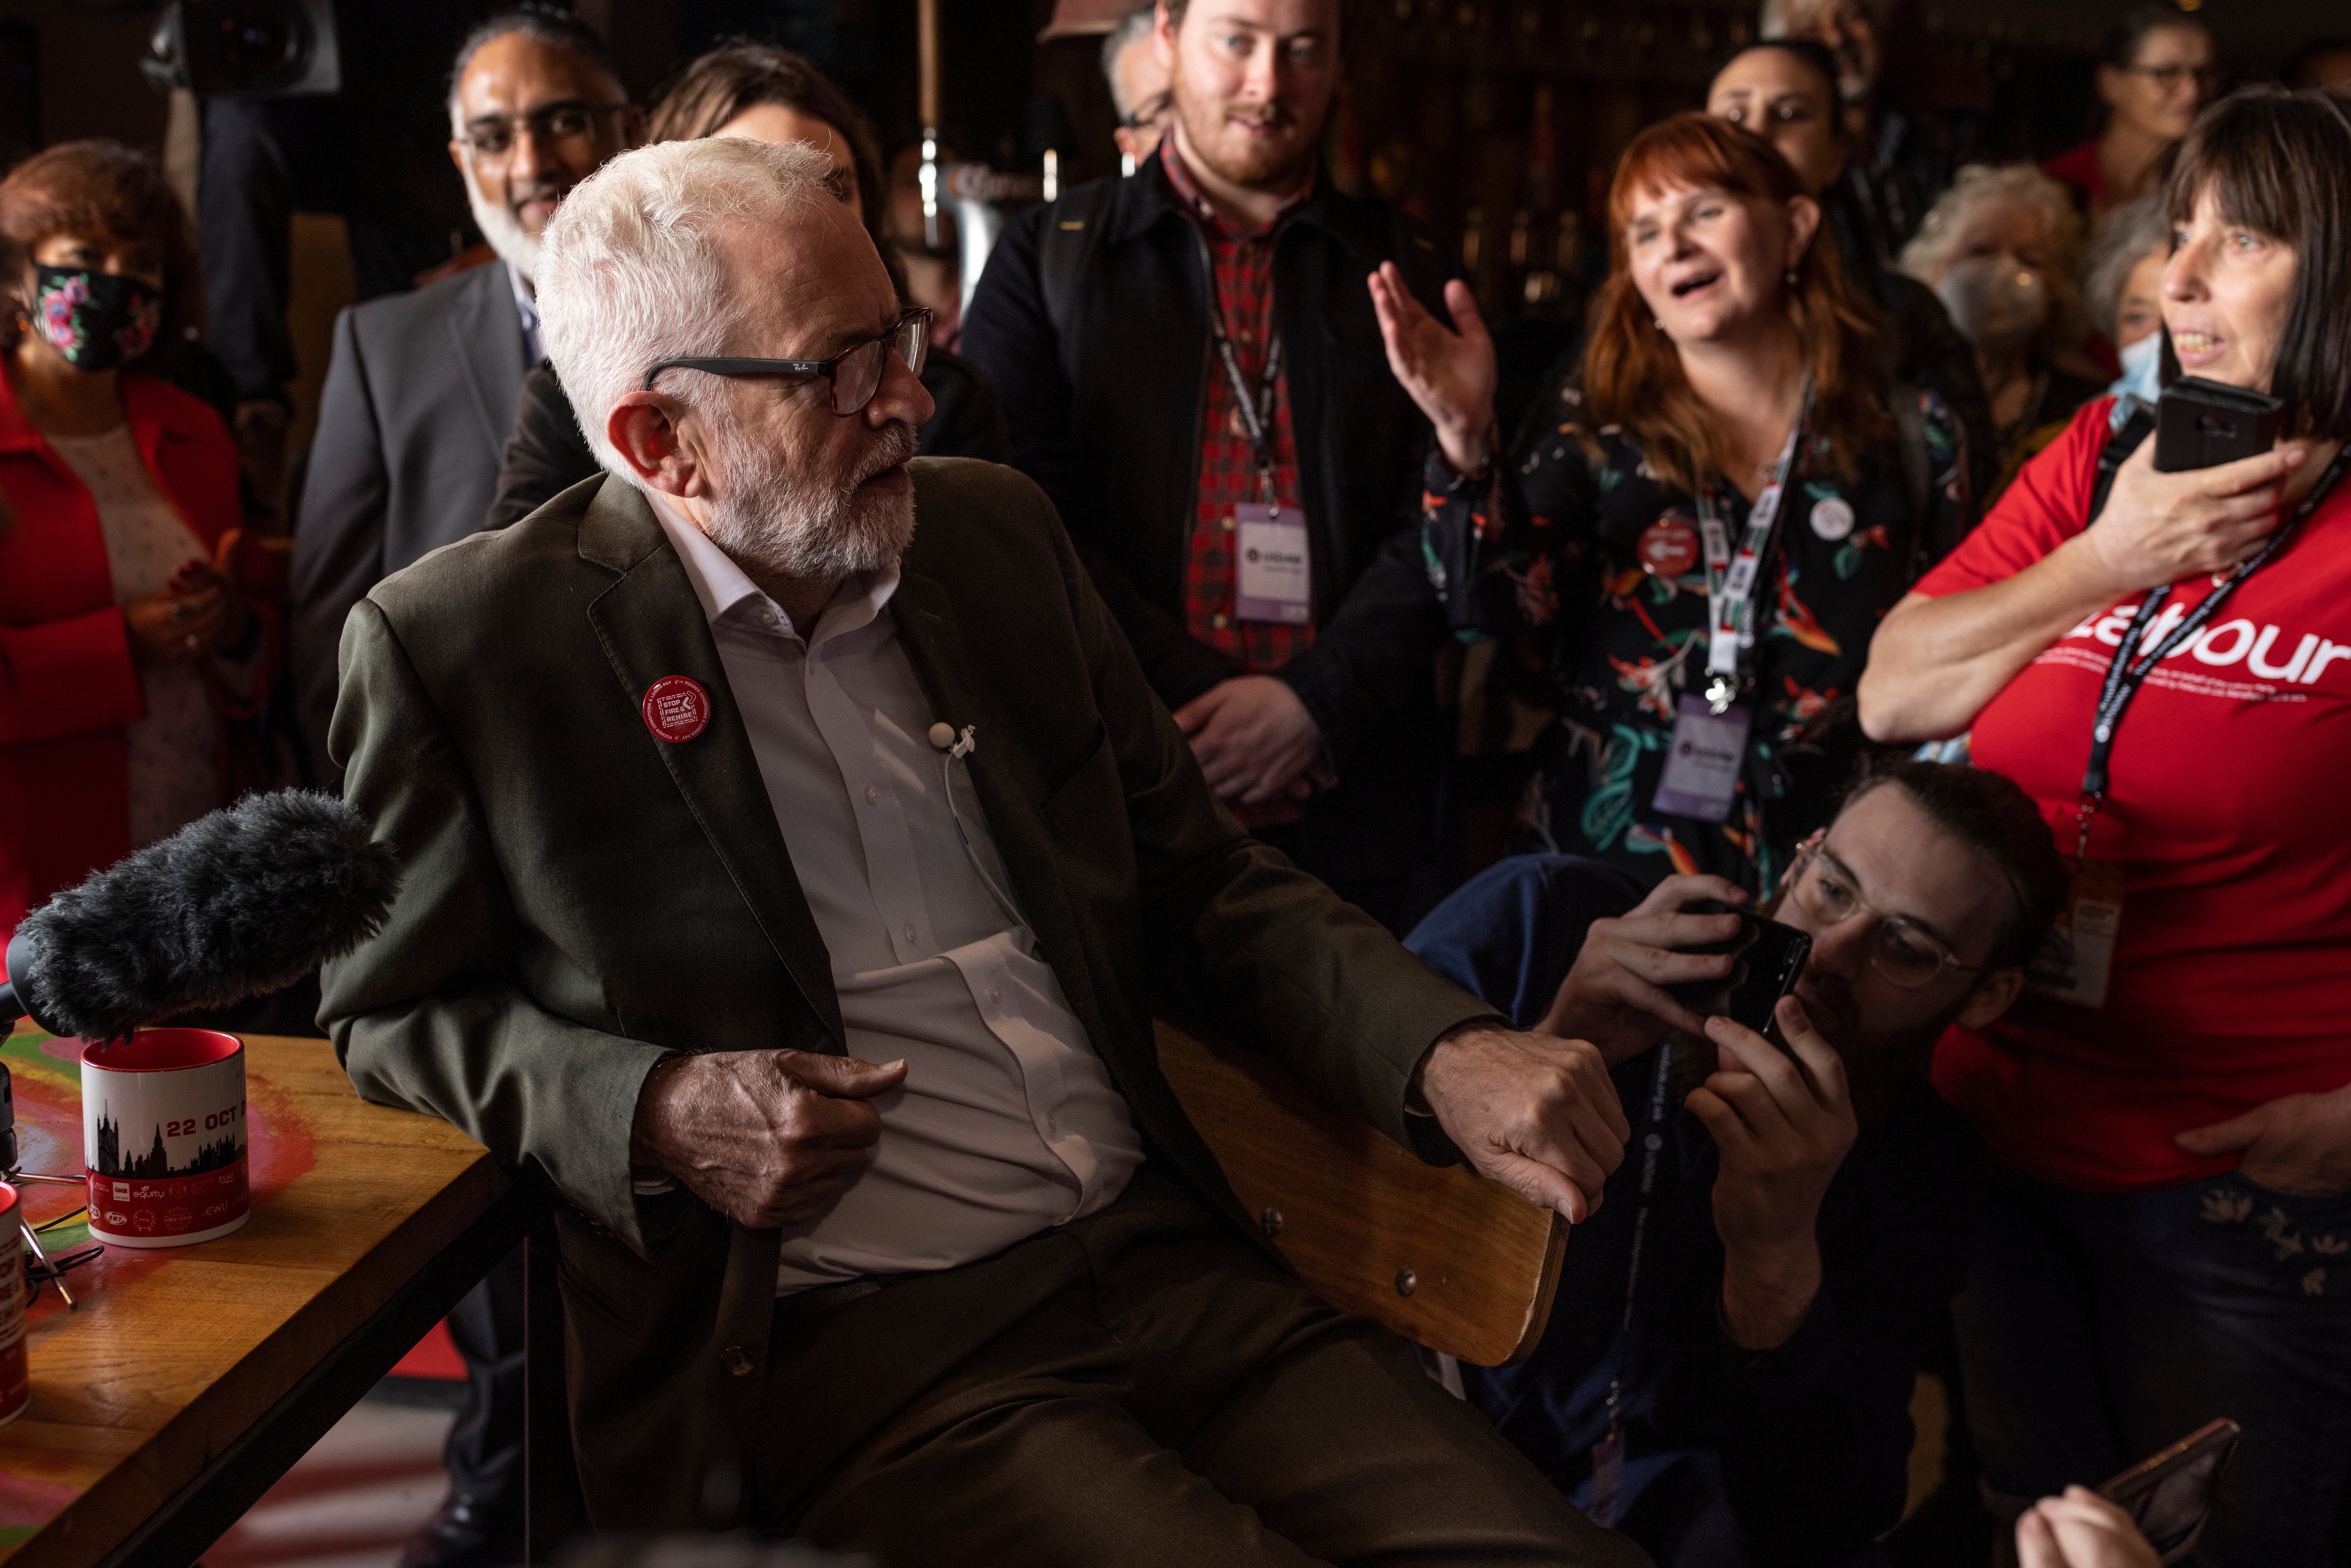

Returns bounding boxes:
[508,261,543,364]
[646,496,1143,1291]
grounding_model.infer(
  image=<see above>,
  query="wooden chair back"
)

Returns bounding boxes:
[1154,1018,1566,1367]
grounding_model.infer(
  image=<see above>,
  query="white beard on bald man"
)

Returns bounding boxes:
[700,399,921,586]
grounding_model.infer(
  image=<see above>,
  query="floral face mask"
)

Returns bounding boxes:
[32,265,162,371]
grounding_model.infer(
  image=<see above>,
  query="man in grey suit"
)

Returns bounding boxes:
[288,11,638,1566]
[324,136,1646,1566]
[290,4,640,786]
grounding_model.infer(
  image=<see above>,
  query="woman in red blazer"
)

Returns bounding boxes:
[0,141,274,940]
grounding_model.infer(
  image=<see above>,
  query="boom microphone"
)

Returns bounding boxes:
[0,791,401,1043]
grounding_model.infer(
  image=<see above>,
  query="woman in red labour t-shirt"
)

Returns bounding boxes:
[1861,88,2351,1562]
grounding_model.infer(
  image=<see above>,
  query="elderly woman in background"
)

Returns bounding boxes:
[0,141,273,941]
[1901,164,2103,502]
[2044,5,2218,218]
[488,39,1006,529]
[2081,195,2171,421]
[1378,112,1970,896]
[1863,87,2351,1562]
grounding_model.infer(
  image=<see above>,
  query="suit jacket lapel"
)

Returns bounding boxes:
[579,481,845,1047]
[446,261,530,467]
[889,570,1111,1045]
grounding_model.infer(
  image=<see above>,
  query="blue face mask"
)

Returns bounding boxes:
[2108,329,2164,419]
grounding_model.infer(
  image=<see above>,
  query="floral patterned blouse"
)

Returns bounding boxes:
[1422,375,1971,895]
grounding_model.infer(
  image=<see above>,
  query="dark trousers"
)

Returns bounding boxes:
[1955,1166,2351,1567]
[442,1246,527,1526]
[758,1169,1650,1567]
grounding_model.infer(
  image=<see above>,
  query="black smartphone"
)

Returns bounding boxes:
[2153,376,2284,473]
[2098,1418,2240,1564]
[1670,900,1812,1040]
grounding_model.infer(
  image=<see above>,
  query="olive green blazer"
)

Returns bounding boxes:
[320,458,1497,1526]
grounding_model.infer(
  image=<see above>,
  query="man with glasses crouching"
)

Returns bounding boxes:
[1406,759,2066,1568]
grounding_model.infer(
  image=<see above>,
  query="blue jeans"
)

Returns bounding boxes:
[1955,1166,2351,1566]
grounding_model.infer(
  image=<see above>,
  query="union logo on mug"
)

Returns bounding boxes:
[80,1028,250,1248]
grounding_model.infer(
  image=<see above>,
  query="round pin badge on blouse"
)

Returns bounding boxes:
[1809,496,1857,542]
[642,675,711,744]
[1636,516,1701,578]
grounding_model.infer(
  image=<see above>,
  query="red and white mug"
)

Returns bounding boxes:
[80,1028,250,1248]
[0,1181,26,1426]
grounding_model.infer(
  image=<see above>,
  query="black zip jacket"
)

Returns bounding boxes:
[961,162,1455,885]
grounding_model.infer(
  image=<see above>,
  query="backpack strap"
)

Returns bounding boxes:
[2088,403,2157,526]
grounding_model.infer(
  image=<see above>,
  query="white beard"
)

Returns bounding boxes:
[702,417,920,586]
[467,179,542,286]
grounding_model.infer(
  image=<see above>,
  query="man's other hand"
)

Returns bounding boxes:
[1687,997,1857,1349]
[1174,675,1323,804]
[1539,873,1748,1064]
[1416,1023,1630,1222]
[628,1049,908,1228]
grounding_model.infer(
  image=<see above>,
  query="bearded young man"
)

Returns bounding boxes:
[1406,760,2067,1566]
[290,4,639,790]
[961,0,1489,937]
[321,135,1650,1567]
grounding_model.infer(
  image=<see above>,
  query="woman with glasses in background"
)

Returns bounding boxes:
[2043,5,2219,220]
[488,40,1006,531]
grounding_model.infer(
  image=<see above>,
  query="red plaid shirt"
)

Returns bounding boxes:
[1162,141,1317,679]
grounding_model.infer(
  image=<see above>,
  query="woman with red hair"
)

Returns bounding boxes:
[1377,112,1971,894]
[0,141,273,942]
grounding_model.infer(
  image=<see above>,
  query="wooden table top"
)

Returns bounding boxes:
[0,1026,504,1568]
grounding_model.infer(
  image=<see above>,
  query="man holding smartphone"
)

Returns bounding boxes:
[1406,759,2065,1565]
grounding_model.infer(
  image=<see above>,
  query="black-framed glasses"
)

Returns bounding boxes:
[1120,91,1174,132]
[1785,841,1989,990]
[2123,63,2221,93]
[640,308,932,417]
[459,101,632,160]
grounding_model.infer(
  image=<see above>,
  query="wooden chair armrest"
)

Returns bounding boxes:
[1153,1018,1565,1367]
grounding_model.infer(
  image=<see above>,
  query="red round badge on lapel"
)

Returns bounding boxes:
[1636,517,1700,578]
[642,675,710,744]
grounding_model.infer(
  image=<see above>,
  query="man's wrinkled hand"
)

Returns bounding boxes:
[628,1049,907,1229]
[1538,873,1748,1064]
[1173,675,1323,804]
[1416,1023,1630,1222]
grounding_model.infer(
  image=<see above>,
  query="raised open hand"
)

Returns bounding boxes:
[1367,262,1498,477]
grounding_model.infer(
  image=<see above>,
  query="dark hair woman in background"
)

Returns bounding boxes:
[2043,4,2218,218]
[0,141,276,941]
[1377,112,1971,896]
[487,40,1006,530]
[1863,87,2351,1561]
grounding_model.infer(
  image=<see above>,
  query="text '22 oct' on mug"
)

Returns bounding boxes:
[80,1028,249,1248]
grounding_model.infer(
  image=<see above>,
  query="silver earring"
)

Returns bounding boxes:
[1653,317,1667,332]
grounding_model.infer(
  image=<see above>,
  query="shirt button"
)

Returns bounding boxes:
[987,985,1002,1006]
[904,923,917,945]
[721,1346,754,1377]
[865,785,879,805]
[1239,327,1255,345]
[1222,514,1236,532]
[1212,613,1229,630]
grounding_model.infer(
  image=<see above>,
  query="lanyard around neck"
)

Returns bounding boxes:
[1190,226,1284,508]
[1603,1041,1677,1436]
[1696,378,1815,714]
[2078,442,2351,817]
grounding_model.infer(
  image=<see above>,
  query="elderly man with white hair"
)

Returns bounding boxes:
[317,135,1650,1567]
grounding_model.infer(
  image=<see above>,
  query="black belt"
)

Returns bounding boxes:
[774,1273,897,1324]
